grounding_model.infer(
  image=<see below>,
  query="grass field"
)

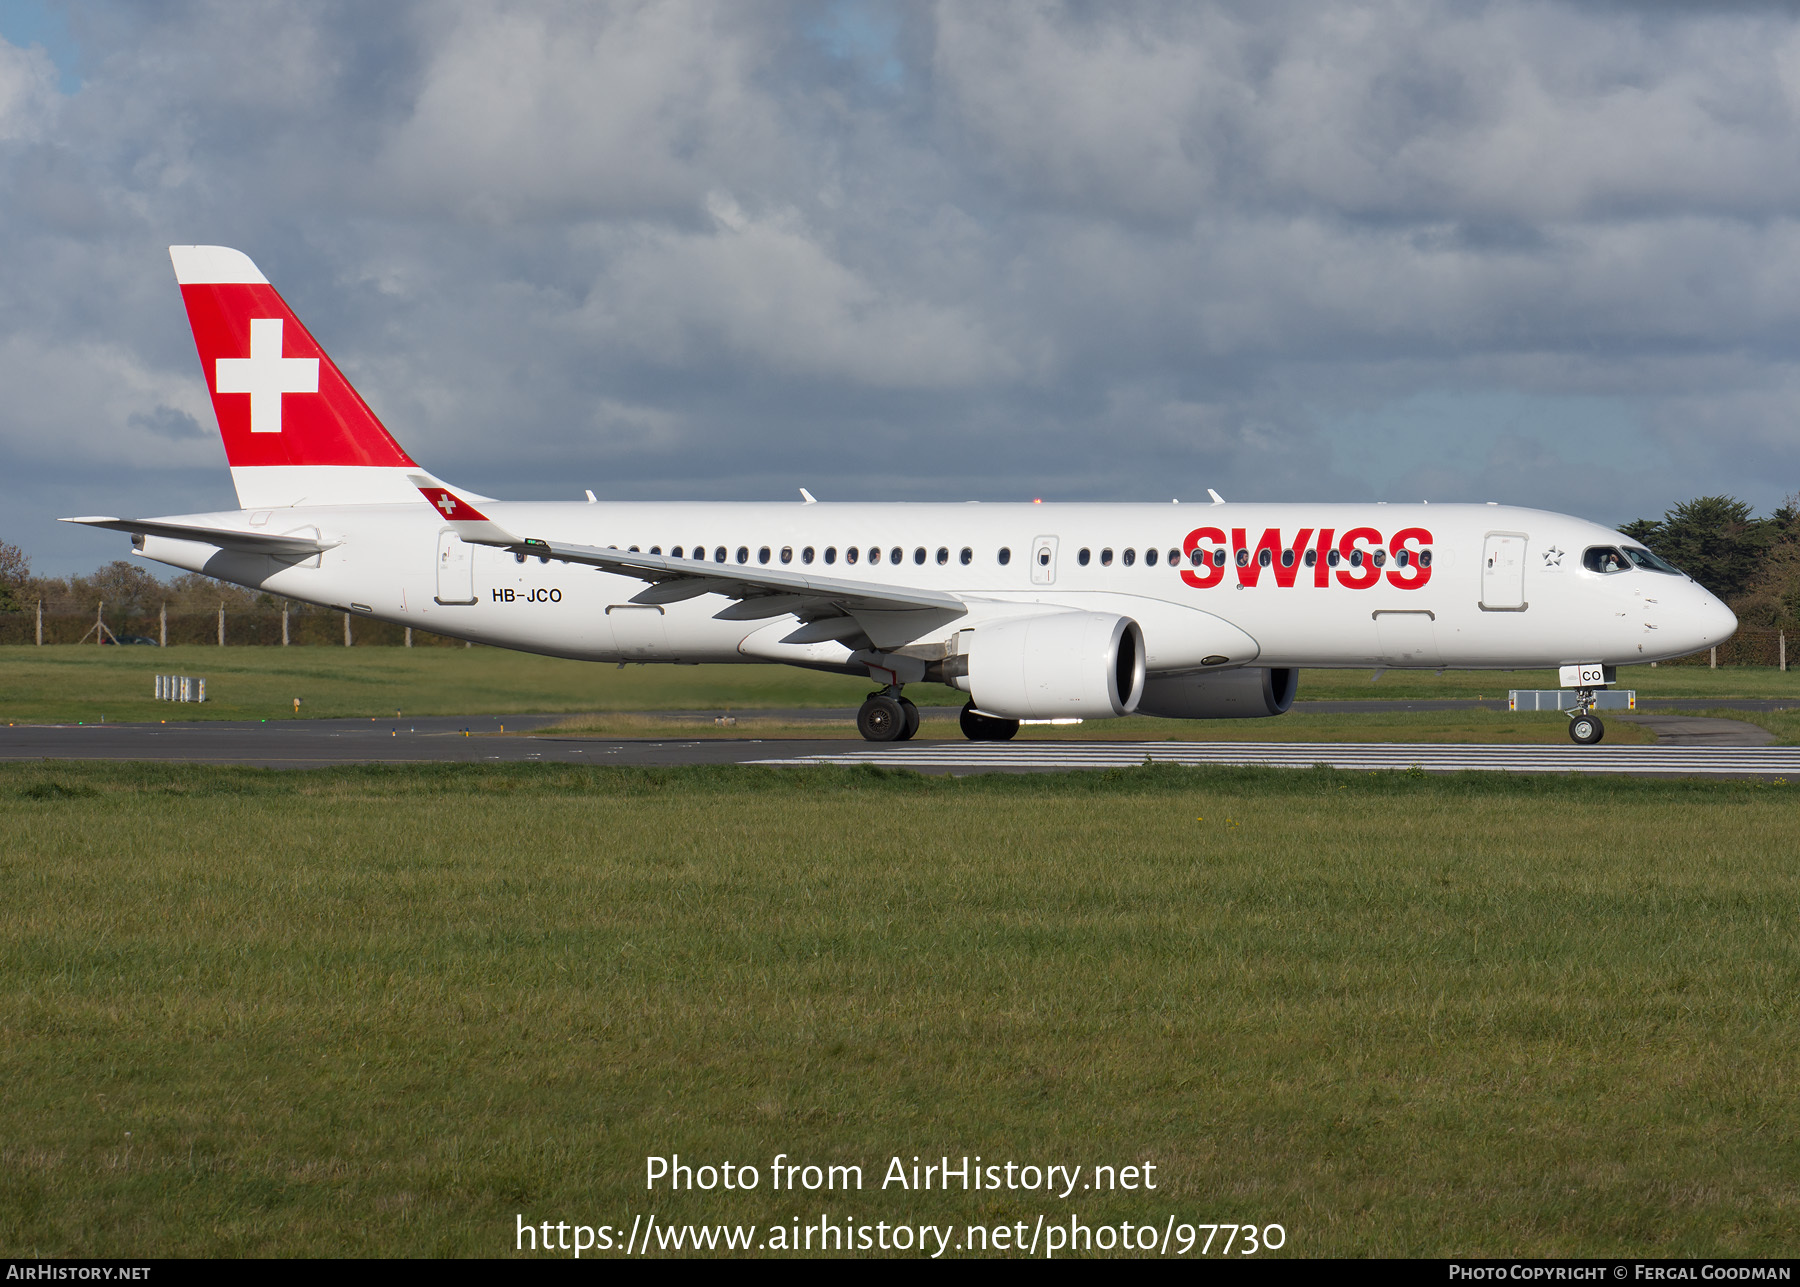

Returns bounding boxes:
[4,762,1797,1257]
[4,645,1796,727]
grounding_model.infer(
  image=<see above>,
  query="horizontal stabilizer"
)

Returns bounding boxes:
[61,516,338,556]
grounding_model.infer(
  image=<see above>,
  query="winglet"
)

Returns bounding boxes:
[799,488,817,504]
[411,476,520,546]
[1207,489,1226,505]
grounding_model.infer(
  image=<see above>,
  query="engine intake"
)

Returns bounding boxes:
[1136,667,1298,719]
[955,612,1145,720]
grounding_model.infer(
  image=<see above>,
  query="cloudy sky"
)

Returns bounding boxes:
[5,0,1800,575]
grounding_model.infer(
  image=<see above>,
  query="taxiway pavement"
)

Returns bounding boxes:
[0,703,1790,776]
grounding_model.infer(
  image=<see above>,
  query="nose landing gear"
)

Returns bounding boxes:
[1567,689,1605,745]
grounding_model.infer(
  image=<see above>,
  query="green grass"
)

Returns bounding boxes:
[3,762,1797,1257]
[0,644,966,724]
[4,645,1795,727]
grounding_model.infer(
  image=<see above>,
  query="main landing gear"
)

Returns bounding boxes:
[959,701,1019,742]
[1567,688,1605,745]
[856,689,920,742]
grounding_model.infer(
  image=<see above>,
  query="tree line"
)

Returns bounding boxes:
[0,544,267,619]
[1619,495,1800,630]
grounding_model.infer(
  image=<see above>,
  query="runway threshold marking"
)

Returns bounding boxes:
[750,741,1800,776]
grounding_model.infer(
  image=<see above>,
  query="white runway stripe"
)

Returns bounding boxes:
[751,741,1800,776]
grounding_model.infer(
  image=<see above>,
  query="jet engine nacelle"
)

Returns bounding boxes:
[1136,667,1299,719]
[955,612,1146,720]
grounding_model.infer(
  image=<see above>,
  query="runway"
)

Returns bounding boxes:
[2,714,1796,776]
[751,740,1800,777]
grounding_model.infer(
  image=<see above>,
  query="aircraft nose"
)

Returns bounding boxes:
[1689,587,1737,648]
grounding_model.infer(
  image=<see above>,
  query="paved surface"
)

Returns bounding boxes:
[752,740,1800,777]
[0,705,1790,775]
[1614,714,1776,746]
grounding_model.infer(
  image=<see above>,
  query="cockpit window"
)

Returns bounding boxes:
[1623,545,1681,575]
[1583,546,1631,574]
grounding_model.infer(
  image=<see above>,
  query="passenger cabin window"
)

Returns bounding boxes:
[1100,548,1113,567]
[960,547,973,565]
[847,547,859,564]
[1584,547,1630,574]
[802,546,814,564]
[714,546,727,563]
[1303,549,1316,567]
[736,546,749,564]
[998,547,1012,565]
[780,546,793,564]
[758,546,771,564]
[891,547,903,565]
[1167,548,1178,566]
[1078,548,1091,566]
[1123,548,1136,567]
[1146,548,1159,566]
[650,546,661,555]
[869,547,881,564]
[824,546,837,564]
[936,547,949,565]
[1623,546,1679,574]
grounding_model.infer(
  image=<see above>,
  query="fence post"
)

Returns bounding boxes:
[217,603,225,646]
[344,612,352,647]
[1782,631,1788,673]
[405,626,413,648]
[281,603,289,646]
[1710,646,1717,669]
[35,599,42,646]
[160,603,167,648]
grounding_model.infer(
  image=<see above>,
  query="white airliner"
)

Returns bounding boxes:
[68,246,1736,744]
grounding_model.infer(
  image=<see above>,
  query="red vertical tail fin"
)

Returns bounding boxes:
[171,245,435,508]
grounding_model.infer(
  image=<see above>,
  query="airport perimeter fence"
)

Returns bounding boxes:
[0,604,470,648]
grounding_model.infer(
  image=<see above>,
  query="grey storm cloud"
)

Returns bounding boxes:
[3,0,1800,574]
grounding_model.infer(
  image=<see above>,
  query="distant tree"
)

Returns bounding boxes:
[1740,494,1800,628]
[165,572,259,610]
[1619,496,1768,601]
[82,560,164,615]
[0,540,26,613]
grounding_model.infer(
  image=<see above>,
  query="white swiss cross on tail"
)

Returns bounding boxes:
[214,318,319,433]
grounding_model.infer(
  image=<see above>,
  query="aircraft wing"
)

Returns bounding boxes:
[418,482,967,645]
[512,537,968,624]
[61,516,340,557]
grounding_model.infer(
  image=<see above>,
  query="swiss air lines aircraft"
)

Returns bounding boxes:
[69,246,1737,745]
